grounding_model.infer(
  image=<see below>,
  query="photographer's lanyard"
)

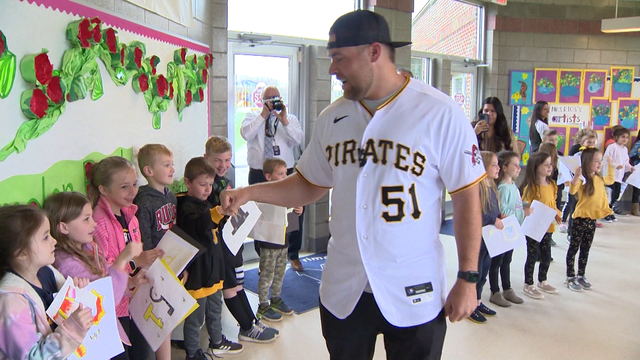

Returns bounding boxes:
[265,114,280,138]
[264,114,281,158]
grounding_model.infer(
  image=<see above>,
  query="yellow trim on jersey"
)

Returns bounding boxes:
[448,173,487,195]
[295,166,333,190]
[359,101,374,117]
[188,280,224,300]
[378,75,411,110]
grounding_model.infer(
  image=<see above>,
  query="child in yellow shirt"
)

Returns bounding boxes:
[565,148,614,291]
[520,152,562,299]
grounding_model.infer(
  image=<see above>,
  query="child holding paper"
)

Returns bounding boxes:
[540,142,561,248]
[255,158,300,322]
[203,136,279,344]
[490,151,532,307]
[468,151,503,324]
[177,157,244,359]
[0,205,94,360]
[566,148,615,291]
[520,152,562,299]
[604,127,636,221]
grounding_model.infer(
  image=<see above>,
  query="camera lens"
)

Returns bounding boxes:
[272,100,283,111]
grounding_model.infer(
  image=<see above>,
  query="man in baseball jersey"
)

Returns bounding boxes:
[221,10,485,360]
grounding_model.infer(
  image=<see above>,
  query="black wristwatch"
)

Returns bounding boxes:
[457,270,480,284]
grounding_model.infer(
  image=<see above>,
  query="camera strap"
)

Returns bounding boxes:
[265,114,280,138]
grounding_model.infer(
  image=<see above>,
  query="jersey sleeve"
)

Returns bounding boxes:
[296,115,333,189]
[438,106,486,194]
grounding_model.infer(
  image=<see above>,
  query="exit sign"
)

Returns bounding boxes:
[492,0,507,5]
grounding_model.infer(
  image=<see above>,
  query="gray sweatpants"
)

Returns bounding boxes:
[183,290,222,357]
[258,247,288,306]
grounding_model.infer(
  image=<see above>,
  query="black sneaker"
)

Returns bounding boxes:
[468,309,487,324]
[604,215,615,223]
[477,302,496,316]
[187,349,213,360]
[550,238,557,246]
[209,335,243,356]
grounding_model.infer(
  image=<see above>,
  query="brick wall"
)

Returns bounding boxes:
[412,0,480,59]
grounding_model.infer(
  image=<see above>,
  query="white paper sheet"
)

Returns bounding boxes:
[559,156,581,173]
[557,159,574,184]
[47,277,123,359]
[222,201,262,255]
[520,200,558,242]
[624,169,640,188]
[130,260,198,351]
[249,203,287,245]
[482,215,526,257]
[156,229,200,276]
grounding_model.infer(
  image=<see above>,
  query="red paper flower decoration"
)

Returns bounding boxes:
[138,73,149,92]
[186,89,192,106]
[47,76,63,104]
[90,18,102,42]
[30,88,49,118]
[105,28,117,53]
[169,82,174,100]
[198,87,204,102]
[149,55,160,75]
[201,68,208,84]
[134,47,143,69]
[156,75,168,97]
[204,54,211,68]
[35,53,53,85]
[119,46,126,66]
[181,48,187,64]
[0,31,5,56]
[84,161,94,181]
[78,19,92,48]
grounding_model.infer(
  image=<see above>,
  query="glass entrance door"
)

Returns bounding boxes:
[228,42,300,187]
[450,63,477,121]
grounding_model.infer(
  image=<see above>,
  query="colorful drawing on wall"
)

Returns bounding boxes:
[558,70,583,104]
[509,70,533,106]
[583,70,607,104]
[569,127,579,150]
[617,98,639,132]
[549,125,568,155]
[0,29,17,99]
[590,97,612,131]
[534,69,558,103]
[512,105,533,165]
[610,67,635,101]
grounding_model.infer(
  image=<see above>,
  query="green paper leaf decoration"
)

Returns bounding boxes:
[20,88,49,119]
[152,112,161,130]
[66,75,88,102]
[0,29,16,99]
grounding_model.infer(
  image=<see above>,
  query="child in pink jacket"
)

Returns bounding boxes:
[0,205,93,360]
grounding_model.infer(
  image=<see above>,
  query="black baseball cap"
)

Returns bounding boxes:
[328,10,412,50]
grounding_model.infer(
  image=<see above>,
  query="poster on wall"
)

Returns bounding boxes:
[617,98,639,132]
[534,69,558,103]
[590,97,612,131]
[610,67,635,101]
[549,126,568,155]
[509,70,534,106]
[569,127,579,150]
[558,70,583,104]
[548,104,588,126]
[583,70,607,104]
[0,0,211,206]
[512,105,533,165]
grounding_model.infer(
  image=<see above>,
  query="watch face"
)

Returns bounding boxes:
[468,272,480,282]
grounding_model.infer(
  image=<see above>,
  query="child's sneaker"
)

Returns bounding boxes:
[477,302,496,316]
[558,223,568,233]
[502,288,524,304]
[611,214,618,222]
[270,298,294,315]
[256,319,279,336]
[186,349,213,360]
[489,292,511,307]
[468,309,487,324]
[577,276,592,290]
[565,277,583,292]
[523,284,544,299]
[238,323,278,343]
[566,234,571,246]
[603,215,615,223]
[208,335,243,356]
[257,305,282,322]
[537,281,558,294]
[596,222,603,228]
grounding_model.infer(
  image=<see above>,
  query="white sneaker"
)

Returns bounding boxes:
[523,284,544,299]
[537,281,558,294]
[558,223,568,233]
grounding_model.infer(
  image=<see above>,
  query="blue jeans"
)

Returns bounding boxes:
[476,240,491,300]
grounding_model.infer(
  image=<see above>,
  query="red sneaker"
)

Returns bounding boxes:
[596,222,603,228]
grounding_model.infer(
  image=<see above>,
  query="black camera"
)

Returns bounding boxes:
[270,98,283,111]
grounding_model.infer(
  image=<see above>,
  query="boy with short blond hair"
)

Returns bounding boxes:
[255,158,299,321]
[133,144,177,360]
[178,157,243,359]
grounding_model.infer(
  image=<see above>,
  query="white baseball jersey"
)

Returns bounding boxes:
[296,78,486,327]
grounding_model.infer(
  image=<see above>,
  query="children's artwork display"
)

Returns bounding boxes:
[130,259,198,352]
[617,98,639,132]
[548,104,589,126]
[509,70,533,106]
[520,200,558,242]
[568,127,579,149]
[249,203,288,245]
[548,125,568,154]
[558,70,583,104]
[156,228,204,276]
[590,97,612,131]
[222,201,262,256]
[610,67,634,101]
[534,69,558,103]
[512,105,533,165]
[0,0,209,206]
[583,70,607,104]
[481,215,526,257]
[47,277,123,360]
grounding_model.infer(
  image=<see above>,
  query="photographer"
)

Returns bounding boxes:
[472,97,518,155]
[240,85,306,270]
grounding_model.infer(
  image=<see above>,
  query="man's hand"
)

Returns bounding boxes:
[220,188,251,217]
[261,101,272,119]
[444,280,477,322]
[276,102,289,126]
[293,206,303,215]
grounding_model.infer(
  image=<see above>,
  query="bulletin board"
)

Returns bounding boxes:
[0,0,212,206]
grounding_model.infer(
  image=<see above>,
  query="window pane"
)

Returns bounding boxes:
[331,75,343,103]
[450,72,474,120]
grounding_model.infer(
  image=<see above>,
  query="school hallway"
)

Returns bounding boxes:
[173,215,640,360]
